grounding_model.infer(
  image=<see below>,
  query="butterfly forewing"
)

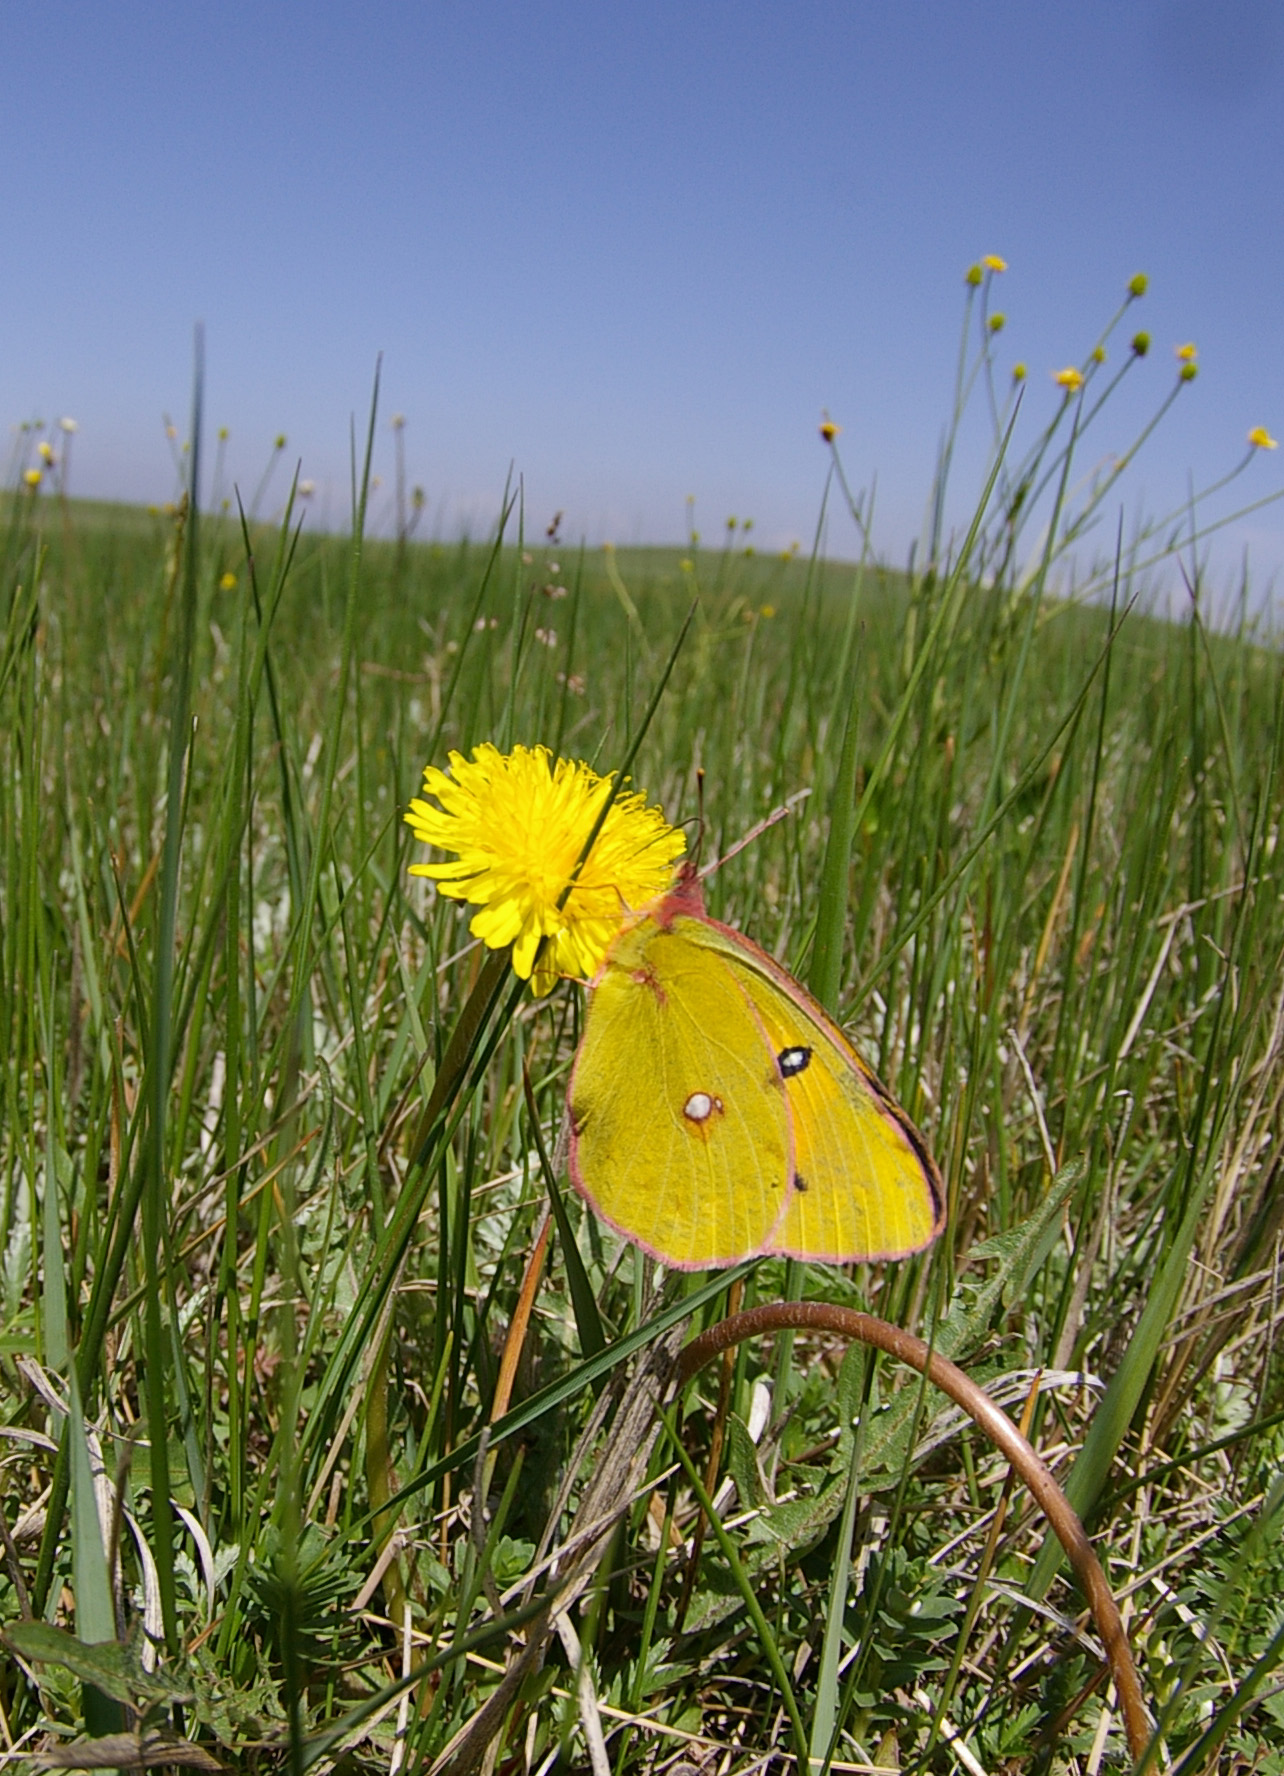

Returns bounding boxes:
[681,915,944,1262]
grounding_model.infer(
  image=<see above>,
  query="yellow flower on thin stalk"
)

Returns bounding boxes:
[22,468,42,489]
[982,254,1007,273]
[406,743,685,994]
[1247,426,1278,451]
[1054,367,1085,392]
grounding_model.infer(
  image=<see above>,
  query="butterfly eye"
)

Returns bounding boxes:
[777,1045,813,1078]
[683,1091,724,1123]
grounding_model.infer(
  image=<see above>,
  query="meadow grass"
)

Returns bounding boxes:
[3,274,1284,1775]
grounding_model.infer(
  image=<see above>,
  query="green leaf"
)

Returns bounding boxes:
[42,1116,68,1372]
[4,1622,193,1708]
[65,1367,121,1737]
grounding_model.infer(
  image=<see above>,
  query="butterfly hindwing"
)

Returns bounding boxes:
[568,909,793,1267]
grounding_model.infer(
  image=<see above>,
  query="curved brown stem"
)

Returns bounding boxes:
[677,1302,1151,1764]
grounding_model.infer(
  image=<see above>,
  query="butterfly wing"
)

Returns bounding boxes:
[568,910,794,1268]
[676,912,945,1262]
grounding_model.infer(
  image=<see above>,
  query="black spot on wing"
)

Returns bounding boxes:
[777,1045,812,1078]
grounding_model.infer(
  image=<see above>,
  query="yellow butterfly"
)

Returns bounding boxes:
[568,867,945,1268]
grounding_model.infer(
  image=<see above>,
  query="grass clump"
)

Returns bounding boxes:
[2,267,1284,1774]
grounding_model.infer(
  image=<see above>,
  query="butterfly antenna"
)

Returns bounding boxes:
[689,767,707,873]
[698,786,812,880]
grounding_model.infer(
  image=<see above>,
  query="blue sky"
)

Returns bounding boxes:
[6,1,1283,599]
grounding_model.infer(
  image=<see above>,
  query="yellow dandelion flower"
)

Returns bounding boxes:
[406,743,686,994]
[219,571,238,591]
[982,254,1008,273]
[22,468,42,489]
[1054,367,1085,392]
[819,419,840,442]
[1248,426,1278,450]
[1175,342,1197,362]
[37,440,55,463]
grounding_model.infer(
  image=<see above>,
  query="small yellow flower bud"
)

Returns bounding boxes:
[759,603,775,618]
[1128,273,1149,298]
[219,571,238,591]
[1131,332,1151,357]
[1175,342,1197,363]
[982,254,1008,273]
[1012,362,1027,382]
[217,426,229,441]
[1091,346,1106,364]
[1053,367,1085,392]
[965,263,983,287]
[819,419,840,442]
[274,433,288,449]
[988,313,1006,334]
[1247,426,1278,450]
[22,467,42,489]
[1179,362,1198,383]
[37,440,55,463]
